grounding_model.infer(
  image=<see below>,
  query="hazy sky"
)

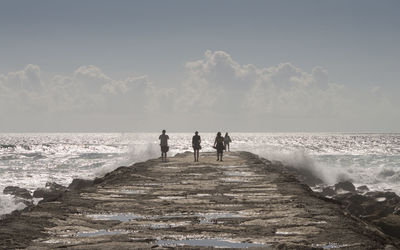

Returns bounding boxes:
[0,0,399,132]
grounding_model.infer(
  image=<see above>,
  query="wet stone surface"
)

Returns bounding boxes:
[1,151,399,249]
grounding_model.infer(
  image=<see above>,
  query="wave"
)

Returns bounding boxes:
[248,145,363,186]
[0,194,27,216]
[94,143,160,177]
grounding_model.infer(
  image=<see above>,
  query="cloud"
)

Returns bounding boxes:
[179,51,344,117]
[177,50,258,114]
[0,65,154,114]
[176,50,398,131]
[0,50,398,131]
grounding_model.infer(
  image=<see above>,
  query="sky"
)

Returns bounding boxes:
[0,0,399,132]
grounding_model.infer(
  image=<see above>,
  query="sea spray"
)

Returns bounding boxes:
[0,194,27,216]
[95,143,160,177]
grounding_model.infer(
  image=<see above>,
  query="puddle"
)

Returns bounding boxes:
[77,229,129,237]
[224,171,255,177]
[87,213,144,222]
[195,193,211,197]
[220,177,250,183]
[158,196,186,200]
[121,189,148,194]
[139,221,191,229]
[312,243,353,249]
[275,230,302,235]
[376,197,386,202]
[220,165,243,169]
[86,211,243,225]
[156,239,267,248]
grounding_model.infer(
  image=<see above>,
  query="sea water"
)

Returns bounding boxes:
[1,133,399,215]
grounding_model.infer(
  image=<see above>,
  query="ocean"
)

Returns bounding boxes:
[1,133,399,215]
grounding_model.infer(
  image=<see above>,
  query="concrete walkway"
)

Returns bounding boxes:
[1,152,397,249]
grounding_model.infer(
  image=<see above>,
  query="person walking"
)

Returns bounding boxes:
[159,130,169,162]
[192,131,201,162]
[214,132,225,161]
[224,132,232,151]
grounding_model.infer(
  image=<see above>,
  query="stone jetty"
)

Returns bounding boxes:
[0,151,398,249]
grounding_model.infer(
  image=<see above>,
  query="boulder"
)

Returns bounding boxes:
[33,182,67,202]
[366,191,400,202]
[334,181,356,193]
[68,179,93,191]
[320,187,336,196]
[346,202,366,217]
[45,182,66,191]
[333,193,370,217]
[357,185,370,192]
[373,214,400,239]
[3,186,32,199]
[15,197,34,207]
[394,206,400,215]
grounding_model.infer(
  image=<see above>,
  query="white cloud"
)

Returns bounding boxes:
[179,51,344,117]
[0,50,398,131]
[0,64,154,114]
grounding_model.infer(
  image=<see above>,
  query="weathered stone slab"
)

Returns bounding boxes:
[1,151,399,249]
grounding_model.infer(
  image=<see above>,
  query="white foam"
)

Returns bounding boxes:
[0,194,27,216]
[95,142,159,177]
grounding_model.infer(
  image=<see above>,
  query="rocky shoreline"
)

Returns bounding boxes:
[265,158,400,243]
[1,151,400,249]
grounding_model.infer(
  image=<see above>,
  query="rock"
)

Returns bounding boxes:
[346,202,366,217]
[321,187,335,196]
[333,193,369,217]
[33,182,67,202]
[393,206,400,215]
[33,188,61,202]
[302,175,324,187]
[68,179,93,191]
[45,181,66,191]
[281,166,323,187]
[332,191,400,221]
[33,188,48,198]
[365,191,400,202]
[15,197,33,207]
[335,193,366,204]
[373,214,400,239]
[357,185,370,192]
[334,181,356,193]
[3,186,32,199]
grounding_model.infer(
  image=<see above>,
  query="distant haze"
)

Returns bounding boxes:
[0,0,399,132]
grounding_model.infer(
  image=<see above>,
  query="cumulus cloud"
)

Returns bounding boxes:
[179,51,344,118]
[0,50,397,131]
[0,65,154,114]
[175,50,398,131]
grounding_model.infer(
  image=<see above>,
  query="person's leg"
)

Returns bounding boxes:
[220,151,223,161]
[194,150,196,161]
[196,150,199,161]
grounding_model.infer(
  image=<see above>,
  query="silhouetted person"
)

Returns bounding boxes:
[224,132,232,151]
[214,132,225,161]
[192,131,201,162]
[159,130,169,162]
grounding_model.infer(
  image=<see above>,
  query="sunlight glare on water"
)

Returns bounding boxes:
[0,133,399,215]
